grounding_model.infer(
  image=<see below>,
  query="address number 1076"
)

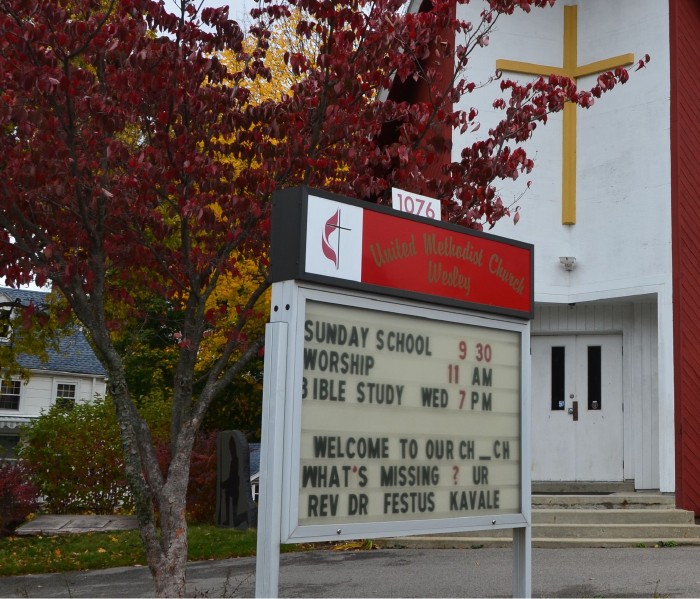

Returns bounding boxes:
[391,187,441,221]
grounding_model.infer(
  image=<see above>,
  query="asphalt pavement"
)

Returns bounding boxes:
[1,545,699,597]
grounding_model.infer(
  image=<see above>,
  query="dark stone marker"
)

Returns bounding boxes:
[216,430,257,529]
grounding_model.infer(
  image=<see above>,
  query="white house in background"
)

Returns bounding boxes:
[0,287,108,458]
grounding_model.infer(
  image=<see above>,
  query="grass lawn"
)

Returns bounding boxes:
[0,526,310,577]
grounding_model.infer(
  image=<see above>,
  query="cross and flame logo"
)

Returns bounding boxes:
[321,209,351,269]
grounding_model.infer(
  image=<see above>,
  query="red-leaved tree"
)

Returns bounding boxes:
[0,0,644,594]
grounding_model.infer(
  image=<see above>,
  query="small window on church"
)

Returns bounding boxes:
[588,346,602,410]
[551,346,565,410]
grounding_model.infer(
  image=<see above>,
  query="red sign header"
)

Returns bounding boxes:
[361,209,531,315]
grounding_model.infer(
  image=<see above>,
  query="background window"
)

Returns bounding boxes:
[0,435,20,459]
[0,309,10,339]
[0,380,21,410]
[56,383,77,409]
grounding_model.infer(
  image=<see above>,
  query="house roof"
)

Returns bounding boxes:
[0,287,107,378]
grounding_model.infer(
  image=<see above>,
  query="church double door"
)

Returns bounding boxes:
[531,335,623,482]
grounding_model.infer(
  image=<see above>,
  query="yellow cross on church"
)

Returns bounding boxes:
[496,5,634,225]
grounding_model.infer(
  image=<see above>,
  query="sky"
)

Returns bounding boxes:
[198,0,253,29]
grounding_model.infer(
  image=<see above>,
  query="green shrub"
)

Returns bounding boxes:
[20,394,237,523]
[19,397,132,514]
[202,361,264,442]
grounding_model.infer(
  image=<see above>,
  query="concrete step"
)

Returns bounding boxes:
[383,535,700,549]
[534,508,694,524]
[379,492,700,549]
[533,493,677,510]
[532,481,636,494]
[535,523,700,539]
[423,521,700,540]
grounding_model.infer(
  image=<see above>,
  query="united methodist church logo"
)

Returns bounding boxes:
[306,196,363,281]
[321,209,352,270]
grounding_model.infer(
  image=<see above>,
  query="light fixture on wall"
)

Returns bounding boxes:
[559,256,576,271]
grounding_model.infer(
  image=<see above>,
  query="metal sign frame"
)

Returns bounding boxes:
[256,280,532,597]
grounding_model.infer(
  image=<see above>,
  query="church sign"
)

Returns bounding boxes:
[257,186,533,597]
[271,188,533,318]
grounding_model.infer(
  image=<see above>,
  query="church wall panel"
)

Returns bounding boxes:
[670,0,700,514]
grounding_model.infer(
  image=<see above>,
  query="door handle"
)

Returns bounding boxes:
[568,400,579,421]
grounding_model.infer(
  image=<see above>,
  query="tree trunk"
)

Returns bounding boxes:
[107,372,194,598]
[151,529,188,598]
[148,480,190,597]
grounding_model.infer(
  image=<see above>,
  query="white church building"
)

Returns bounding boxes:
[447,0,700,510]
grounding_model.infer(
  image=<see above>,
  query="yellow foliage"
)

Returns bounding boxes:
[196,254,270,371]
[331,539,379,551]
[221,9,316,105]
